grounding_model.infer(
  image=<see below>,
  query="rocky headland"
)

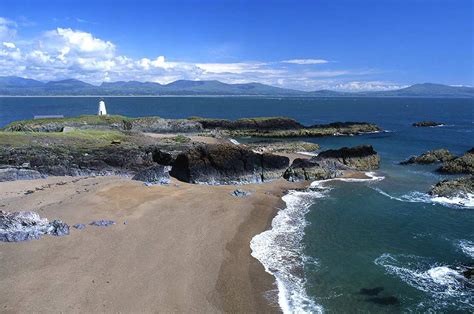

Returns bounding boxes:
[3,115,381,138]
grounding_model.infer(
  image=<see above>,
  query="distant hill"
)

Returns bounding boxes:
[0,76,472,97]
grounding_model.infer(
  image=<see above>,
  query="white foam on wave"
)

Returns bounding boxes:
[251,171,385,313]
[297,151,319,157]
[310,171,385,187]
[372,188,474,209]
[374,253,473,310]
[457,239,474,258]
[250,188,327,313]
[229,138,240,145]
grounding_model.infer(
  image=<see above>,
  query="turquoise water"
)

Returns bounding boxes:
[1,96,473,312]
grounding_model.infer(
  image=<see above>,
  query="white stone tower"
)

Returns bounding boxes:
[98,99,107,116]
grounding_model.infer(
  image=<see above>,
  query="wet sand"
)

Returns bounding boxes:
[0,176,306,313]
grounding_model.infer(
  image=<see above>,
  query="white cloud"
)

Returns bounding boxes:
[0,17,17,41]
[0,21,400,91]
[2,42,16,48]
[282,59,329,65]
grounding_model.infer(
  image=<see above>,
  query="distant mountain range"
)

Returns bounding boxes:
[0,76,473,97]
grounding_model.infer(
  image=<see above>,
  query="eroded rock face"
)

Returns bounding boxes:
[317,145,380,171]
[429,176,473,198]
[0,167,44,182]
[132,165,171,184]
[170,144,289,184]
[283,145,380,182]
[437,149,474,174]
[400,149,456,165]
[0,211,69,242]
[283,158,343,182]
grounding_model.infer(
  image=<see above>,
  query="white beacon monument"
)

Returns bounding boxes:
[98,99,107,116]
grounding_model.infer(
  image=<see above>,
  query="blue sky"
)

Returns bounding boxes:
[0,0,472,91]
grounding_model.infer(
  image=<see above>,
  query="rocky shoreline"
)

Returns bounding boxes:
[401,148,474,201]
[0,115,382,186]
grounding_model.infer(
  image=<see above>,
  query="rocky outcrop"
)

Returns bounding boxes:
[316,145,380,171]
[429,176,473,198]
[284,145,380,182]
[400,149,456,165]
[0,142,183,178]
[132,165,171,184]
[283,158,344,182]
[412,121,444,127]
[170,144,289,184]
[0,211,69,242]
[190,117,304,130]
[0,167,44,182]
[437,149,474,174]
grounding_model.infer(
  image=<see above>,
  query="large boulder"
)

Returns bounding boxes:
[0,211,69,242]
[429,176,473,198]
[169,144,289,184]
[437,148,474,174]
[316,145,380,171]
[400,149,456,165]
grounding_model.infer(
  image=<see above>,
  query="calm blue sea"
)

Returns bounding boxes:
[1,96,473,312]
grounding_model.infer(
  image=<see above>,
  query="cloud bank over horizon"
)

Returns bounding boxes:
[0,17,407,91]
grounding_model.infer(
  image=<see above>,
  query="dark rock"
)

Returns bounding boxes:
[360,287,384,296]
[73,223,86,230]
[89,220,115,227]
[0,167,44,182]
[231,189,253,197]
[49,220,70,236]
[437,148,474,174]
[132,165,171,184]
[192,117,304,130]
[0,211,69,242]
[429,176,473,198]
[366,296,399,305]
[400,149,456,165]
[412,121,444,127]
[316,145,380,171]
[462,267,473,280]
[170,144,289,184]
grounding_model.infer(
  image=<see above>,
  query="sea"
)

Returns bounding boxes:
[1,96,473,312]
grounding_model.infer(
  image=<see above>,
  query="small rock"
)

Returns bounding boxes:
[111,140,121,145]
[231,189,253,197]
[73,223,86,230]
[89,220,115,227]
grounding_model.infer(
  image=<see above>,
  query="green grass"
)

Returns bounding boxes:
[0,129,129,147]
[3,115,131,130]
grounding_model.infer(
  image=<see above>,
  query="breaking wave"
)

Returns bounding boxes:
[372,188,474,209]
[251,171,385,313]
[374,253,473,311]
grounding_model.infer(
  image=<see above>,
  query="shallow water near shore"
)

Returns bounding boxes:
[1,96,473,312]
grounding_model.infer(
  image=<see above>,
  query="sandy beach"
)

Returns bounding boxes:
[0,176,306,313]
